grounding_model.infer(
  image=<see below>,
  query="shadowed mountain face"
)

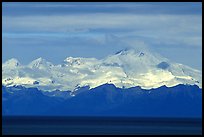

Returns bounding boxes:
[2,84,202,118]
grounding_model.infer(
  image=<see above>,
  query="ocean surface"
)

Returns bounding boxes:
[2,116,202,135]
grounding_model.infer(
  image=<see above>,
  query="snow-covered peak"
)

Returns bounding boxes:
[114,47,152,57]
[2,48,202,92]
[115,48,131,55]
[115,47,146,56]
[28,57,53,69]
[64,57,82,66]
[63,57,100,68]
[104,48,164,71]
[3,58,21,67]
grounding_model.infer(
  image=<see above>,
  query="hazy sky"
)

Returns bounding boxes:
[2,2,202,70]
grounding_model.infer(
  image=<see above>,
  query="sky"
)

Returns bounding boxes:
[2,2,202,70]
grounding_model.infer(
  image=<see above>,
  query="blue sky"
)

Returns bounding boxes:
[2,2,202,70]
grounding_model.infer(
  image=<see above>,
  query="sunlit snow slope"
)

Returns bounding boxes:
[2,48,202,91]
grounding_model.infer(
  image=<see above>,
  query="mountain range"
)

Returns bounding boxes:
[2,48,202,92]
[2,48,202,117]
[2,84,202,117]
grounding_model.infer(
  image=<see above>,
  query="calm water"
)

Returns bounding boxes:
[2,116,202,135]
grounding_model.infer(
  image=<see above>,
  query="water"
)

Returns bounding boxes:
[2,116,202,135]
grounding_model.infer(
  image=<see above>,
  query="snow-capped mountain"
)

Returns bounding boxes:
[2,58,21,68]
[28,57,54,69]
[2,48,202,92]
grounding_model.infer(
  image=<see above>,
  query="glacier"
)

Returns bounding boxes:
[2,48,202,92]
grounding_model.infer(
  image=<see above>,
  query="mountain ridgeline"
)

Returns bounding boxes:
[2,84,202,117]
[2,48,202,92]
[2,48,202,117]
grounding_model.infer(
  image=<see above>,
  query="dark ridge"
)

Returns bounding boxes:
[2,83,202,117]
[157,62,170,69]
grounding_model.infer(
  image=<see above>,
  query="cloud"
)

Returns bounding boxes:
[2,2,202,71]
[3,2,201,15]
[3,13,202,48]
[3,14,201,31]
